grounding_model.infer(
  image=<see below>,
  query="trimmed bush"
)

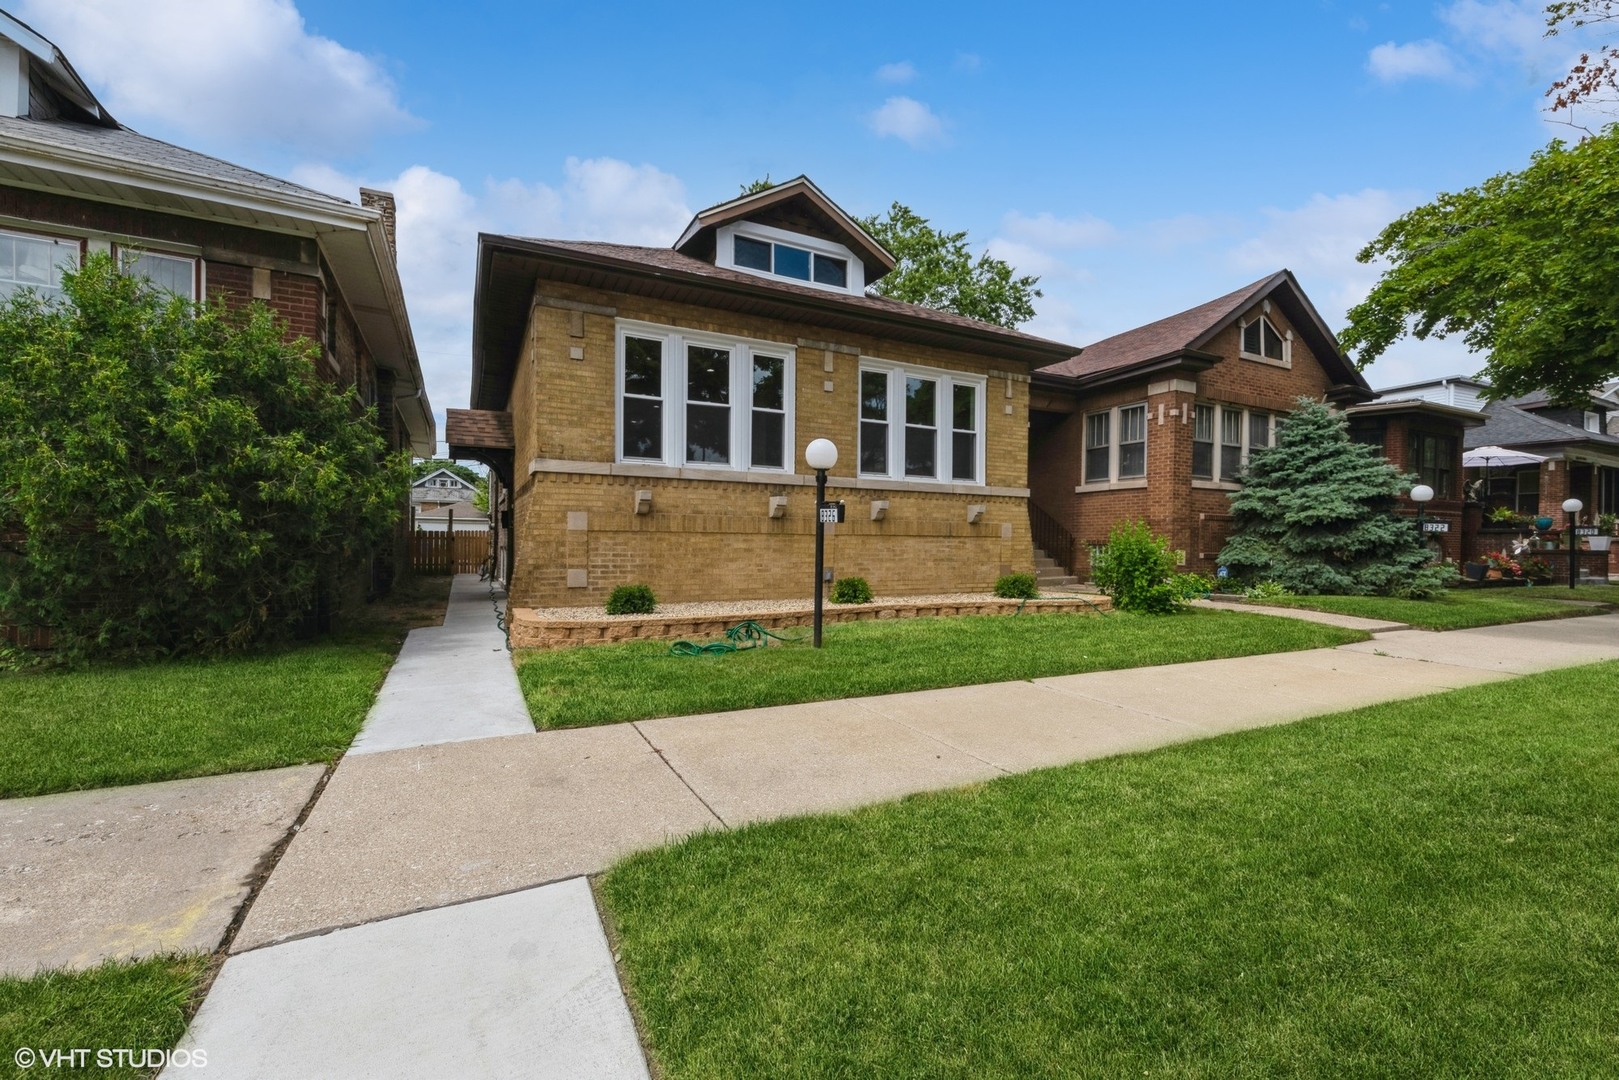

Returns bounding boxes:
[994,573,1038,600]
[1091,521,1181,615]
[605,584,657,615]
[830,577,874,605]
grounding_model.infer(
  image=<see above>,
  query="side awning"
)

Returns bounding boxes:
[446,409,514,490]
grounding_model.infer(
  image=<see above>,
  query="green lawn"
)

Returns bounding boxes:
[0,575,451,799]
[517,609,1365,729]
[601,661,1619,1080]
[1247,586,1614,630]
[0,955,208,1079]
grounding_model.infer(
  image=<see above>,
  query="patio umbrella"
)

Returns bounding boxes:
[1463,446,1547,469]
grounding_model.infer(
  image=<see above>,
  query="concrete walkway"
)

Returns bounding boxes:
[179,610,1619,1078]
[0,765,322,977]
[348,574,532,755]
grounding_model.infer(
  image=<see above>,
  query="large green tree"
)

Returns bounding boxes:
[1219,400,1449,597]
[1339,128,1619,404]
[859,203,1041,329]
[0,253,408,660]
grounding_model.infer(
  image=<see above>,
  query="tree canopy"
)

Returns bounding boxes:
[859,203,1041,329]
[1339,128,1619,405]
[0,254,408,661]
[1219,400,1448,597]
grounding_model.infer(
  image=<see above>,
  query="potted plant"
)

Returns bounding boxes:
[1592,513,1618,553]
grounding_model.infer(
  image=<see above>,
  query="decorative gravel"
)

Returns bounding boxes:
[526,590,1097,622]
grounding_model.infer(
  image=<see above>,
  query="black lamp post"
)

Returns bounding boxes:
[1564,497,1583,589]
[805,438,839,648]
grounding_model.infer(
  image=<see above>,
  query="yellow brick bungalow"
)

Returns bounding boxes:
[451,178,1077,608]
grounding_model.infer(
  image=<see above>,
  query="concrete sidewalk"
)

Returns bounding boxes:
[183,611,1619,1078]
[348,573,532,755]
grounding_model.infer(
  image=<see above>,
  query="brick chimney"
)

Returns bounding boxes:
[359,188,397,261]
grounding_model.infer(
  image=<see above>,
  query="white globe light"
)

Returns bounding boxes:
[1563,498,1584,514]
[805,438,839,472]
[1409,484,1435,504]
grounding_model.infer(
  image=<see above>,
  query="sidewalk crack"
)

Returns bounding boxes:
[631,723,728,829]
[852,699,1013,774]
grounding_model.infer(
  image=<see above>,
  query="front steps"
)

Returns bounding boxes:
[1032,546,1081,590]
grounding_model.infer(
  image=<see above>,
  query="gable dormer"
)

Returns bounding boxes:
[672,176,895,297]
[0,11,116,126]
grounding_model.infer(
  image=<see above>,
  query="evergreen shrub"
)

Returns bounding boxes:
[605,584,657,615]
[993,573,1038,599]
[830,577,874,604]
[1218,399,1449,597]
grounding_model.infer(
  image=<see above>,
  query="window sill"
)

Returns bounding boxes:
[1239,351,1291,370]
[532,457,1027,497]
[1191,479,1242,491]
[1075,478,1149,493]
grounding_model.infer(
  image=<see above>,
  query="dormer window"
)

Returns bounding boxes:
[717,221,865,295]
[1239,310,1291,367]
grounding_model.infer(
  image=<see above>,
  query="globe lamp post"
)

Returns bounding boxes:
[1564,497,1584,589]
[805,438,839,648]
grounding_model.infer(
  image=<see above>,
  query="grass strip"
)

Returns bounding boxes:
[1250,587,1611,629]
[0,955,208,1079]
[0,575,452,799]
[603,660,1619,1079]
[517,609,1364,729]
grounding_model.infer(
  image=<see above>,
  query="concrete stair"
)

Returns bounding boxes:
[1032,546,1080,590]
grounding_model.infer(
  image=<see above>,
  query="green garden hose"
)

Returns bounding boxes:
[669,619,803,656]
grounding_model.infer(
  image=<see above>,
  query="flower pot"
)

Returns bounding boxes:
[1535,517,1554,530]
[1463,563,1488,581]
[1485,569,1503,580]
[1589,536,1613,553]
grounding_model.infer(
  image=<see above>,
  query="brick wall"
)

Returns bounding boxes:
[1031,298,1341,577]
[507,280,1035,607]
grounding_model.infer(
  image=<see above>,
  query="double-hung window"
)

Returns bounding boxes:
[1081,403,1147,484]
[1411,432,1455,497]
[1192,404,1215,479]
[617,321,795,472]
[857,361,985,484]
[120,249,198,301]
[0,230,77,302]
[1219,409,1244,479]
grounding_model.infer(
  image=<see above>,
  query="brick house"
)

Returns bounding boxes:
[0,13,434,588]
[1028,271,1476,574]
[450,176,1077,607]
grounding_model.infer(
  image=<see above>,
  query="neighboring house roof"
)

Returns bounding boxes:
[673,176,896,285]
[412,468,478,490]
[0,13,434,454]
[1034,269,1370,396]
[1464,401,1619,452]
[471,233,1078,411]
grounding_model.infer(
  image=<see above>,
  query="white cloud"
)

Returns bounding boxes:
[1368,40,1461,82]
[998,211,1116,249]
[1441,0,1551,60]
[875,61,917,84]
[868,96,946,147]
[293,158,691,452]
[16,0,413,153]
[1228,189,1416,311]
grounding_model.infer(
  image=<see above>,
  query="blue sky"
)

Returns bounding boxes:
[21,1,1597,451]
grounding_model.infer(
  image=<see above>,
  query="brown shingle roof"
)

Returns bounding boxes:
[529,238,1072,349]
[1039,274,1278,380]
[445,408,514,450]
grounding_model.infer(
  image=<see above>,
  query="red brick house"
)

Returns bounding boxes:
[0,13,433,588]
[1029,271,1475,575]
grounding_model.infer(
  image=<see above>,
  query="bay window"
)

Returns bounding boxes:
[1080,403,1148,485]
[1411,431,1455,497]
[616,321,795,472]
[1196,404,1275,484]
[858,361,985,484]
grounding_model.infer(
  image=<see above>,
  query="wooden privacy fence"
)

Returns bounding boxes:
[412,530,491,574]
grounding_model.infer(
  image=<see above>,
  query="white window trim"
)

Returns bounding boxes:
[716,220,866,295]
[857,358,987,486]
[0,226,82,299]
[614,318,797,475]
[1076,402,1149,489]
[1237,313,1292,369]
[114,243,202,302]
[1191,403,1273,485]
